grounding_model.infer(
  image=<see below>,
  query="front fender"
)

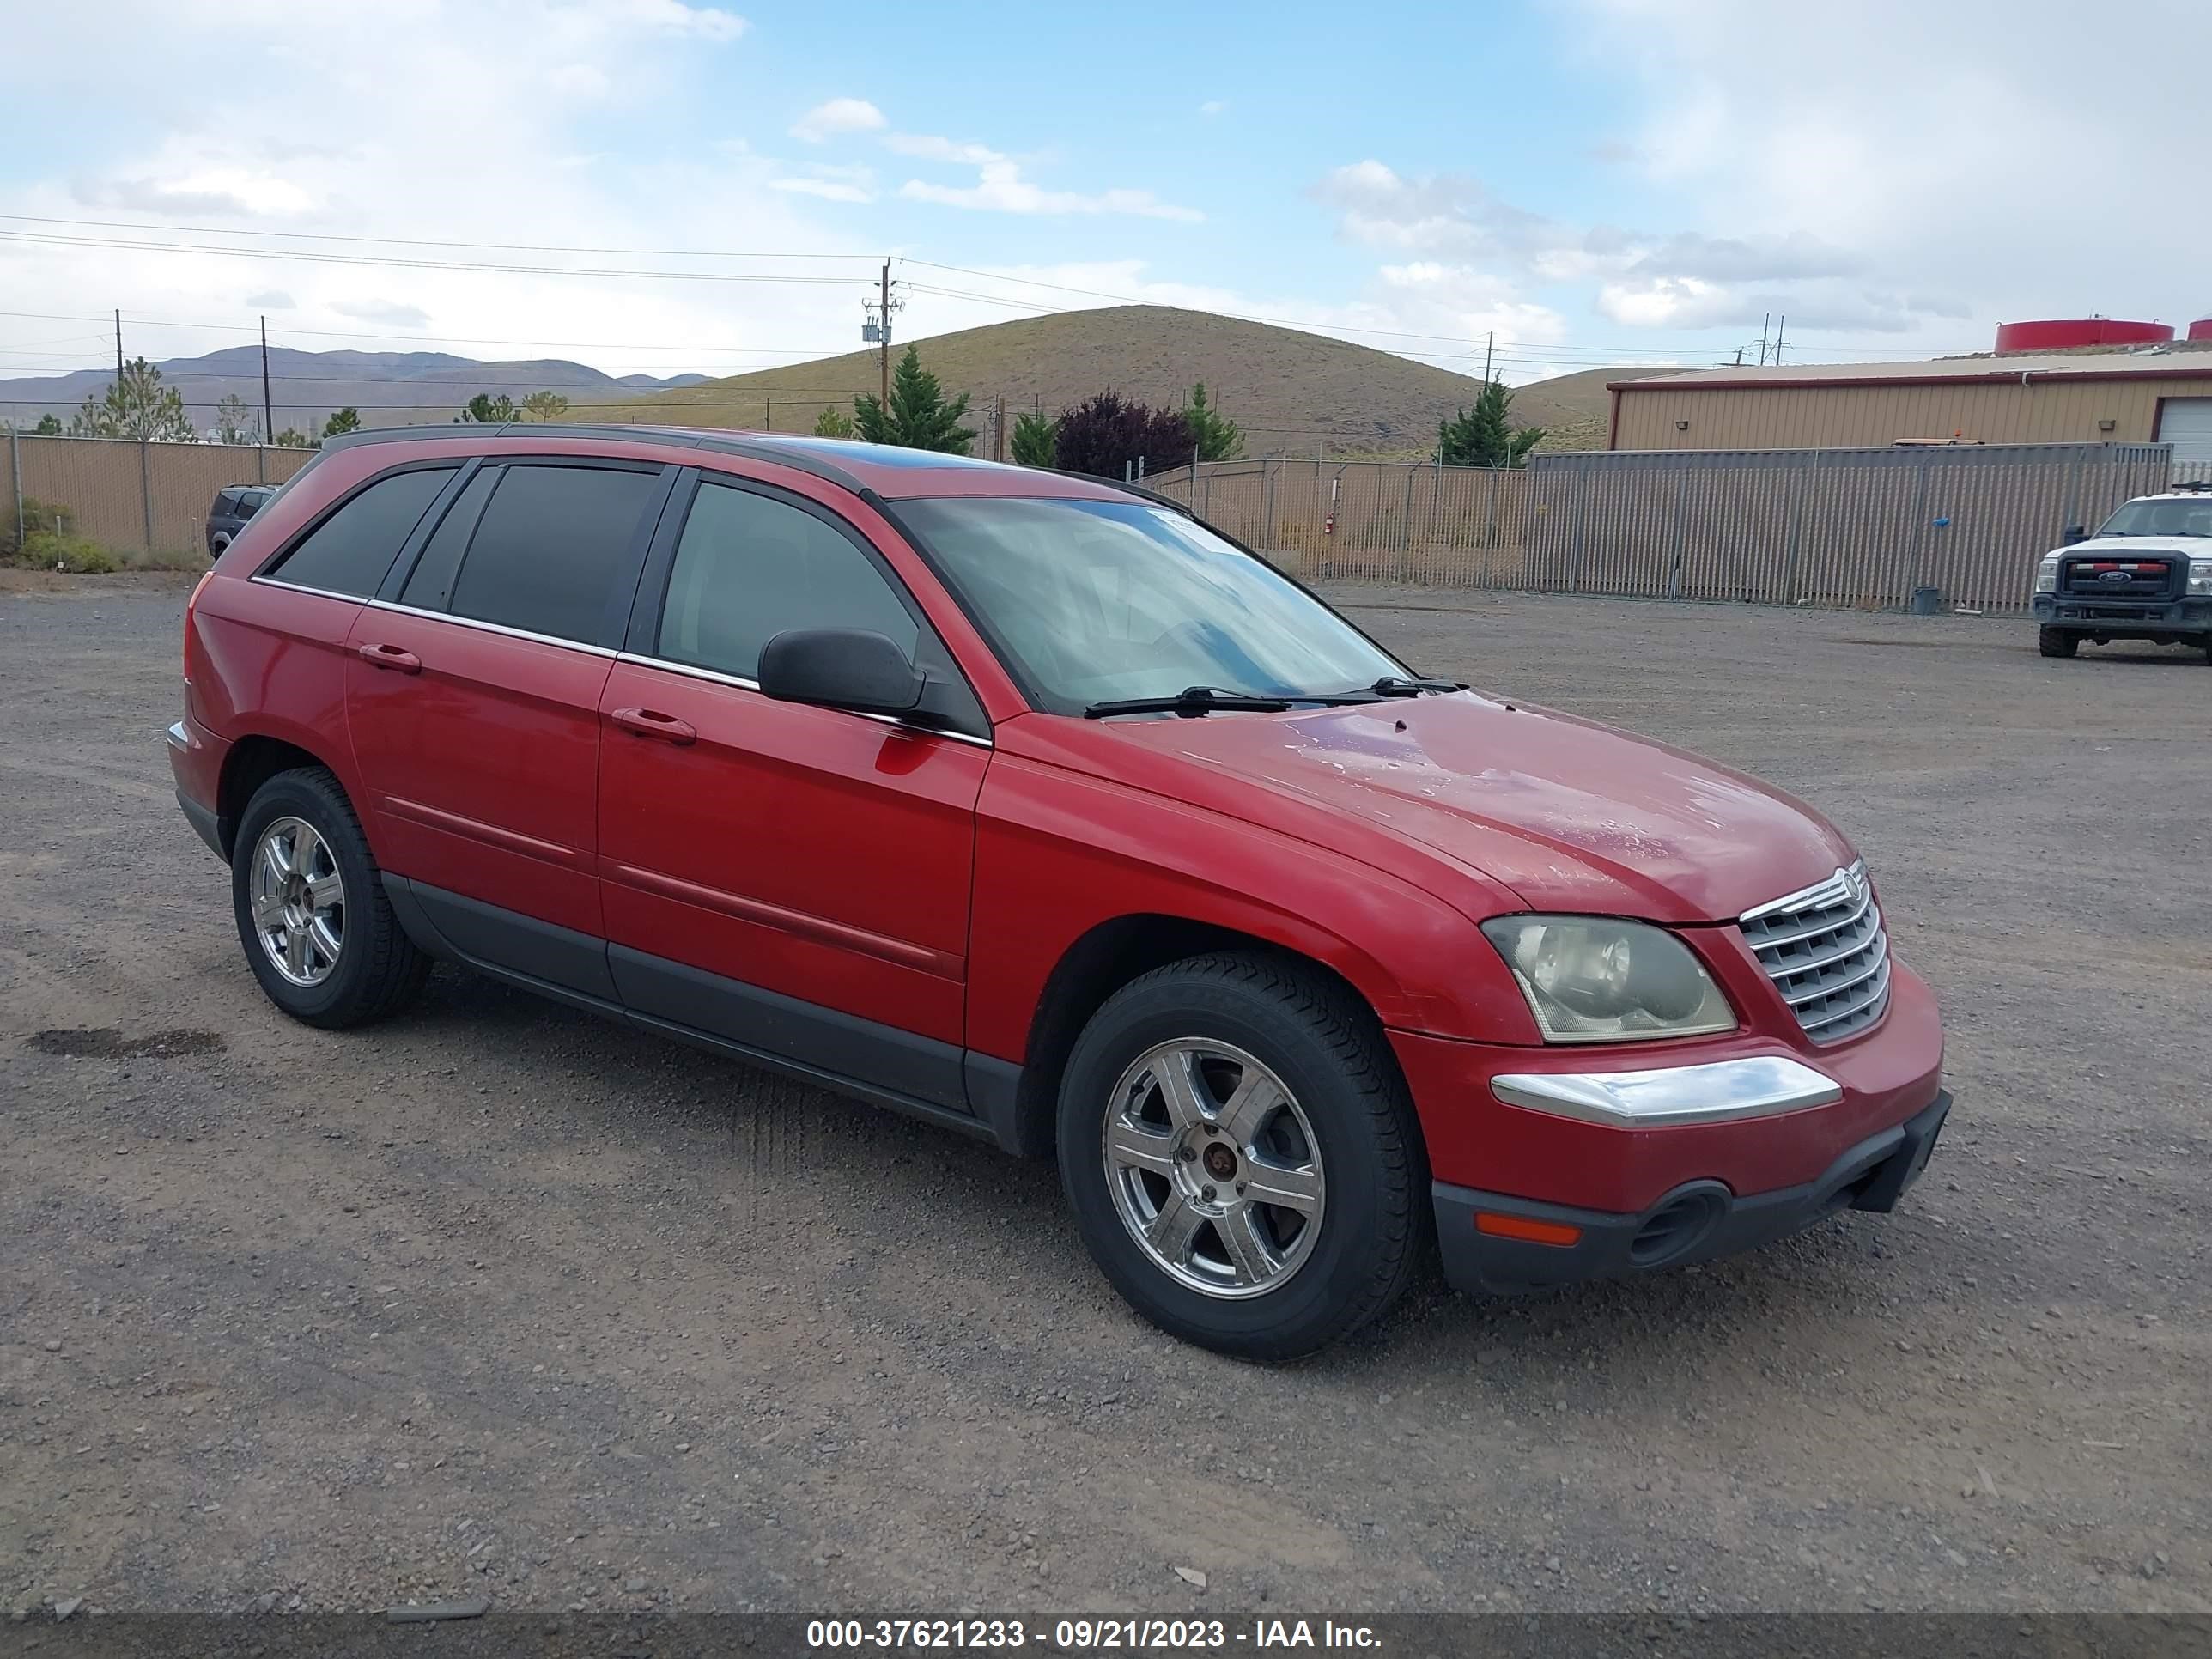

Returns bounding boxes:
[963,752,1540,1063]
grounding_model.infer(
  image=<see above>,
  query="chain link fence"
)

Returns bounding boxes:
[1152,442,2174,612]
[6,433,318,562]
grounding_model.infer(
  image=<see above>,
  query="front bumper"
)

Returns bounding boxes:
[2033,592,2211,634]
[1435,1090,1950,1294]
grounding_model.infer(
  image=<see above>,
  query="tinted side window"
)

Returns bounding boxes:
[658,482,918,680]
[447,465,659,643]
[399,466,499,611]
[237,491,267,520]
[270,467,456,597]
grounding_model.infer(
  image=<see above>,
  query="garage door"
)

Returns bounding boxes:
[2159,398,2212,478]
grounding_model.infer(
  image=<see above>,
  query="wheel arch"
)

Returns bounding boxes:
[216,732,346,860]
[1007,913,1406,1162]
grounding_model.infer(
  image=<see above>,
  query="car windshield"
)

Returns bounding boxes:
[2094,498,2212,538]
[898,496,1406,714]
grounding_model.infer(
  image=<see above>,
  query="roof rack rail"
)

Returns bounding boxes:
[319,422,870,492]
[2167,478,2212,493]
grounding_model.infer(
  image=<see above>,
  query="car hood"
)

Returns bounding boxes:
[1114,692,1853,923]
[2057,536,2209,558]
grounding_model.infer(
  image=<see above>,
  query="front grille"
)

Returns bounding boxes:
[1739,861,1890,1044]
[2060,556,2180,601]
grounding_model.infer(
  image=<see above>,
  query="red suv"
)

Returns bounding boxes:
[169,425,1949,1358]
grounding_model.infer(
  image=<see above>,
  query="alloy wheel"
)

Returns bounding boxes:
[1102,1039,1326,1299]
[248,816,346,988]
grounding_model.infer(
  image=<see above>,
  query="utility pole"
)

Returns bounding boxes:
[994,392,1006,462]
[1773,314,1786,367]
[878,259,893,409]
[1482,330,1494,385]
[260,316,275,446]
[1758,313,1771,368]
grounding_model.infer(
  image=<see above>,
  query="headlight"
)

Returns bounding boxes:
[2034,555,2060,594]
[2191,556,2212,597]
[1480,916,1737,1043]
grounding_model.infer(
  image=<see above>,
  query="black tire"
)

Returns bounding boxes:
[231,766,430,1029]
[2038,626,2078,659]
[1057,952,1428,1360]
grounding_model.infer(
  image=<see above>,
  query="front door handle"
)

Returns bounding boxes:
[357,642,422,674]
[611,707,697,745]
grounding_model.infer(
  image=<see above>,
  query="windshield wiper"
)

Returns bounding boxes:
[1368,674,1464,696]
[1084,685,1296,719]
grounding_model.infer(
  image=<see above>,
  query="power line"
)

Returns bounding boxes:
[0,230,878,287]
[0,213,877,262]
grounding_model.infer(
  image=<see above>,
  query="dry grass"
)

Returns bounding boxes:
[599,305,1686,459]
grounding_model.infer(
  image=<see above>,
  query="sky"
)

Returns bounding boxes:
[1,0,2207,415]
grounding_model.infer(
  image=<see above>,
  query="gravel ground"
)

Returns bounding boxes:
[2,572,2206,1619]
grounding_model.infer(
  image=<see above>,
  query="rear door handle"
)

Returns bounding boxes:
[611,707,697,745]
[357,642,422,674]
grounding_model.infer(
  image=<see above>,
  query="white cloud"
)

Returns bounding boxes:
[769,167,874,204]
[1311,156,1928,336]
[0,0,860,391]
[1565,0,2210,348]
[900,161,1200,222]
[789,97,885,143]
[884,132,1006,166]
[75,168,318,217]
[1199,100,1226,117]
[333,299,432,328]
[568,0,746,40]
[245,289,295,308]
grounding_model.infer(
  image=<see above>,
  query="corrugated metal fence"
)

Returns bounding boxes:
[1150,442,2172,611]
[6,433,317,559]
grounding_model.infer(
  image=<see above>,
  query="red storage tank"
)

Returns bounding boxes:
[1995,318,2172,353]
[2189,319,2212,342]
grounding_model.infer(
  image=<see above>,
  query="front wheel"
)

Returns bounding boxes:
[231,767,430,1029]
[2038,626,2078,659]
[1057,953,1428,1359]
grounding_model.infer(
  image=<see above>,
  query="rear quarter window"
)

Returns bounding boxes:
[264,466,457,598]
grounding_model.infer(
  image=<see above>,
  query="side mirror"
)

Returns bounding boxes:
[2063,524,2087,545]
[757,629,923,716]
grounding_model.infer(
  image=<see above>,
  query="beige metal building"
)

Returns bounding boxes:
[1608,349,2212,464]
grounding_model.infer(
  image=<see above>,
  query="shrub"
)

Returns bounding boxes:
[1053,392,1195,479]
[21,529,118,573]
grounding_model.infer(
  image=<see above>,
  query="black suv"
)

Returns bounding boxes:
[204,485,276,557]
[2032,483,2212,661]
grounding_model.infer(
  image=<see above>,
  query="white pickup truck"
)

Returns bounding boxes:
[2032,483,2212,661]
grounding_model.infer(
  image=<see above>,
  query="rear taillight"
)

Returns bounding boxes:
[184,569,214,680]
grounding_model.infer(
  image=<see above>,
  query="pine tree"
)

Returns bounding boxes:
[813,406,855,438]
[67,358,196,442]
[1010,411,1058,467]
[1437,379,1545,468]
[852,346,975,453]
[1184,382,1242,462]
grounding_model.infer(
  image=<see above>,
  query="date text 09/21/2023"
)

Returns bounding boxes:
[805,1618,1383,1649]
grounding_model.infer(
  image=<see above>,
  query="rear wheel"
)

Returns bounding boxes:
[2038,626,2078,659]
[232,767,430,1029]
[1057,953,1427,1360]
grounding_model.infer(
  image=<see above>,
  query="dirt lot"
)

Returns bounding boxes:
[3,574,2206,1619]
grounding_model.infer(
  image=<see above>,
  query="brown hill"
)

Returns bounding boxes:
[605,304,1683,458]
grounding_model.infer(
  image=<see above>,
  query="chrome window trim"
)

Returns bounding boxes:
[250,574,372,603]
[1490,1055,1843,1128]
[362,598,619,659]
[616,651,994,750]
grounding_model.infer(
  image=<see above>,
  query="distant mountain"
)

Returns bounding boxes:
[604,305,1686,457]
[0,345,709,436]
